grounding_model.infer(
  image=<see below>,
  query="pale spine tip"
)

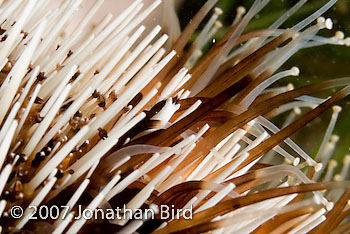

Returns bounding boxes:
[287,83,294,91]
[326,202,334,211]
[214,20,223,28]
[314,163,323,172]
[237,6,246,15]
[344,155,350,164]
[329,159,337,167]
[335,31,345,40]
[293,157,300,166]
[317,17,326,24]
[214,7,223,15]
[331,134,340,143]
[290,67,300,76]
[344,37,350,46]
[325,18,333,30]
[332,105,342,113]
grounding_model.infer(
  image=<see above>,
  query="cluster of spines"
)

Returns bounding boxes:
[0,0,348,233]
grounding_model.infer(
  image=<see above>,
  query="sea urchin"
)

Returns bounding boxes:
[0,0,349,233]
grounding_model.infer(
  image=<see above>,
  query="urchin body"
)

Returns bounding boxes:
[0,0,348,234]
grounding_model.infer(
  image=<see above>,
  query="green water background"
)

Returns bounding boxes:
[177,0,350,172]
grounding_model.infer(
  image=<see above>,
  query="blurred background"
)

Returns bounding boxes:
[176,0,350,168]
